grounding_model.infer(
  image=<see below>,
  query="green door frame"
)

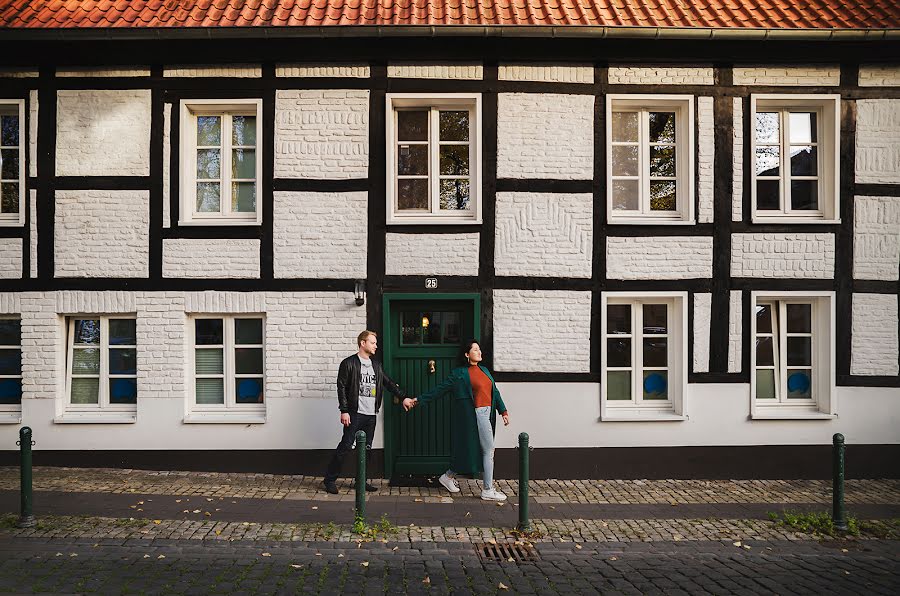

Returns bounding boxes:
[381,292,481,479]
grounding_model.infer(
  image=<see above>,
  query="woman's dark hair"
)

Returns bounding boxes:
[462,339,480,360]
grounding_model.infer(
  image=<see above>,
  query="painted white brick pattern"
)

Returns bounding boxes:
[274,90,369,179]
[162,239,261,279]
[733,97,744,222]
[0,238,22,278]
[853,196,900,281]
[0,293,21,313]
[388,63,482,80]
[697,96,714,224]
[732,66,840,86]
[0,70,37,78]
[851,293,899,376]
[54,190,150,278]
[55,90,151,177]
[28,89,37,178]
[29,189,36,278]
[136,292,186,399]
[497,94,593,179]
[855,99,900,184]
[56,291,136,314]
[608,66,714,85]
[731,233,835,279]
[728,291,742,373]
[493,290,592,373]
[162,103,171,228]
[164,65,261,78]
[58,68,150,77]
[498,65,593,83]
[495,192,593,278]
[385,233,479,276]
[606,237,713,280]
[273,191,367,279]
[18,292,60,400]
[184,292,267,314]
[693,293,712,373]
[859,65,900,87]
[276,64,370,78]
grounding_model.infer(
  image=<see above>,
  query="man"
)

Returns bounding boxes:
[323,330,407,494]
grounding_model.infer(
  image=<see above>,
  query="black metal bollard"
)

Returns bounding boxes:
[517,432,530,532]
[355,430,366,524]
[17,426,35,528]
[832,433,848,532]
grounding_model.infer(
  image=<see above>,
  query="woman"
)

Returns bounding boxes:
[402,340,510,501]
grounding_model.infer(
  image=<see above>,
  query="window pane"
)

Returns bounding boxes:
[611,179,639,211]
[755,304,773,334]
[401,311,421,345]
[196,182,220,213]
[196,149,220,179]
[755,146,780,176]
[790,180,818,211]
[756,180,780,210]
[109,378,137,404]
[439,111,469,141]
[398,111,428,141]
[789,112,816,143]
[195,319,223,345]
[755,112,779,144]
[756,369,776,399]
[642,371,668,400]
[398,145,428,176]
[232,149,256,179]
[74,320,100,344]
[109,348,137,375]
[195,348,224,374]
[72,348,100,374]
[1,183,18,214]
[786,304,812,333]
[790,146,817,176]
[649,112,675,143]
[235,319,263,345]
[607,305,631,334]
[642,338,667,367]
[1,114,19,146]
[195,378,224,404]
[606,371,631,400]
[235,348,263,375]
[231,182,256,213]
[70,378,99,404]
[787,337,812,366]
[197,116,221,145]
[650,146,676,177]
[236,378,264,404]
[650,181,676,211]
[607,338,631,367]
[0,379,21,404]
[1,148,18,179]
[109,319,136,345]
[439,145,469,176]
[397,179,428,210]
[439,179,470,211]
[786,370,812,399]
[611,112,638,142]
[0,349,21,376]
[232,115,256,146]
[611,145,638,177]
[642,304,667,334]
[442,312,461,344]
[0,319,20,345]
[422,312,441,344]
[755,337,774,366]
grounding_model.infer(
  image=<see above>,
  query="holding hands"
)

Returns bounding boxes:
[402,397,418,411]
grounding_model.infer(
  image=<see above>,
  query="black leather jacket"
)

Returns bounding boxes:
[336,354,406,415]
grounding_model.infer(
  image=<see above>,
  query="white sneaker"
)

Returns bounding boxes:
[438,473,460,493]
[480,488,507,501]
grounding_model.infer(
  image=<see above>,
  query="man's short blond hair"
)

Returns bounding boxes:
[358,330,377,347]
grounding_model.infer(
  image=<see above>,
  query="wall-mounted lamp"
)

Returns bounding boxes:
[354,280,366,307]
[421,315,430,328]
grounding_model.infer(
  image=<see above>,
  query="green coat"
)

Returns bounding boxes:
[416,365,508,475]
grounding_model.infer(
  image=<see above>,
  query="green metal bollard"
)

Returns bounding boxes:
[17,426,35,528]
[517,432,530,533]
[355,430,366,524]
[832,433,848,532]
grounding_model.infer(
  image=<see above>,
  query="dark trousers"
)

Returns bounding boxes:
[324,412,376,484]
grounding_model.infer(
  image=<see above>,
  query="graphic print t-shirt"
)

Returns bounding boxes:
[357,356,376,415]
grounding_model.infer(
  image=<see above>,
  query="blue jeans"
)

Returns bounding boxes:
[447,406,494,491]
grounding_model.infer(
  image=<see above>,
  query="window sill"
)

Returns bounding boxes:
[607,218,695,226]
[0,411,22,424]
[177,218,262,227]
[183,414,266,424]
[751,409,836,421]
[54,412,137,424]
[751,216,840,225]
[387,216,482,226]
[0,220,24,227]
[600,410,686,422]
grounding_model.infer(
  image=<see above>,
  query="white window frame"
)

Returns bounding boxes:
[750,291,836,420]
[185,314,266,423]
[750,94,840,223]
[58,316,138,424]
[0,317,22,423]
[0,99,25,226]
[606,95,695,225]
[386,93,482,225]
[600,292,688,421]
[179,99,263,226]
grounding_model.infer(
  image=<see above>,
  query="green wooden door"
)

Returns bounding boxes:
[383,296,477,478]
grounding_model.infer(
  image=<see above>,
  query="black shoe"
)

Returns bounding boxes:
[323,481,339,494]
[352,481,378,492]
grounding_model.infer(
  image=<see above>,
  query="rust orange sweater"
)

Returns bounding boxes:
[468,365,507,415]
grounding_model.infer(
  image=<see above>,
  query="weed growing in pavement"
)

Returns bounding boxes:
[768,510,860,537]
[858,518,900,540]
[353,514,399,540]
[511,526,545,541]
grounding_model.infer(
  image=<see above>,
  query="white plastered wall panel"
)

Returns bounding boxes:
[606,237,713,280]
[163,66,262,78]
[607,66,714,85]
[0,238,22,279]
[57,68,151,78]
[851,293,899,376]
[728,291,742,373]
[385,233,479,276]
[28,89,37,178]
[29,189,36,278]
[855,99,900,184]
[498,65,593,83]
[859,65,900,87]
[853,196,900,281]
[697,96,715,223]
[276,64,370,78]
[731,233,835,279]
[732,66,840,86]
[387,63,483,80]
[162,239,261,279]
[162,103,171,228]
[693,293,712,373]
[732,97,744,222]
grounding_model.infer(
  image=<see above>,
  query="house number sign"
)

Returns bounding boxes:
[425,277,438,290]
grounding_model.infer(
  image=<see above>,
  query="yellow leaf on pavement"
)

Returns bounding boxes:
[361,561,369,567]
[153,520,161,525]
[261,553,271,557]
[498,582,509,591]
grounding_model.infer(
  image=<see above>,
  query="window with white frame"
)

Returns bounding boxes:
[606,96,694,224]
[180,100,262,225]
[0,100,25,226]
[386,94,481,224]
[751,292,835,418]
[64,317,137,417]
[601,293,687,420]
[751,95,840,223]
[189,316,264,420]
[0,318,22,419]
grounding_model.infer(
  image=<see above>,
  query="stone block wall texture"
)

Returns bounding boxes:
[697,96,715,224]
[58,68,150,77]
[731,233,835,279]
[497,93,594,180]
[29,189,36,278]
[0,238,22,279]
[276,64,370,78]
[0,293,20,313]
[495,192,593,278]
[274,90,369,179]
[0,70,38,78]
[387,63,482,80]
[859,65,900,87]
[162,103,171,228]
[732,66,840,86]
[163,66,261,77]
[856,99,900,184]
[18,292,59,401]
[732,97,744,222]
[136,293,186,400]
[55,90,151,177]
[607,66,714,85]
[728,291,742,373]
[851,293,899,376]
[54,190,150,278]
[493,290,592,373]
[498,65,593,83]
[162,239,261,279]
[273,191,367,279]
[384,233,479,276]
[853,196,900,281]
[606,236,713,280]
[28,89,37,178]
[693,293,712,373]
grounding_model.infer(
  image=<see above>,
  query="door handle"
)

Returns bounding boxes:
[428,360,436,374]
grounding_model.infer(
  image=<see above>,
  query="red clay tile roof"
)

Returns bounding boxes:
[1,0,898,30]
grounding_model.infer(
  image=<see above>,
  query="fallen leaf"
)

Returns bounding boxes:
[315,553,322,557]
[841,548,849,553]
[242,522,249,526]
[215,508,221,512]
[488,539,497,545]
[55,553,63,557]
[182,510,190,514]
[844,571,850,575]
[743,545,751,550]
[290,564,302,569]
[69,553,78,558]
[142,554,150,559]
[609,556,617,561]
[338,554,344,558]
[153,520,161,525]
[206,498,213,502]
[392,546,399,551]
[157,555,165,559]
[574,544,582,550]
[137,501,144,505]
[498,582,509,591]
[175,499,181,503]
[414,498,423,502]
[733,541,742,547]
[422,576,431,585]
[192,509,201,514]
[507,557,514,562]
[204,512,211,517]
[137,509,143,512]
[261,553,271,557]
[496,502,505,507]
[130,505,137,509]
[465,512,471,517]
[215,530,222,536]
[361,561,369,567]
[311,506,318,510]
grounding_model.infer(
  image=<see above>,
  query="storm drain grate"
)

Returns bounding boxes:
[475,542,540,563]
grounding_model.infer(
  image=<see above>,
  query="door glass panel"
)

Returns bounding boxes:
[401,311,421,345]
[442,312,461,345]
[422,312,441,344]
